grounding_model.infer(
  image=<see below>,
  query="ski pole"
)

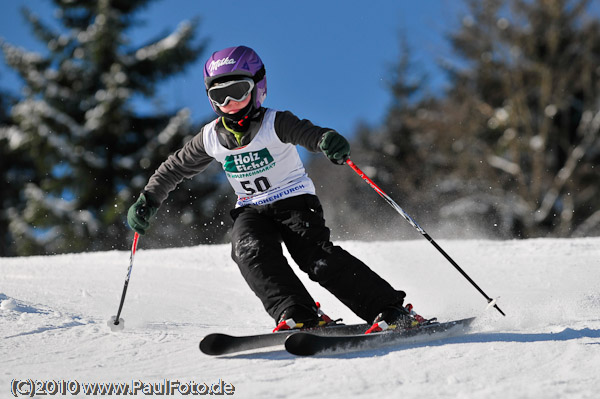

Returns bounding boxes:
[345,158,505,316]
[107,230,141,331]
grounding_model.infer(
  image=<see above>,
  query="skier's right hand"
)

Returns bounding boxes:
[127,193,158,235]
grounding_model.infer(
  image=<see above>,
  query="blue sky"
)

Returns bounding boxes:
[0,0,464,136]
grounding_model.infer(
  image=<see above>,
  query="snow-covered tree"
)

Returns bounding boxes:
[0,85,38,256]
[440,0,600,237]
[1,0,226,255]
[310,0,600,240]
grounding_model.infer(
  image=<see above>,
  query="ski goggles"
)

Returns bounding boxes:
[207,78,254,107]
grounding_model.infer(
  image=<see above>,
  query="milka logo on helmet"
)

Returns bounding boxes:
[224,148,274,174]
[209,57,236,72]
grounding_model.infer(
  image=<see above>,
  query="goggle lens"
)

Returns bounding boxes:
[208,79,254,107]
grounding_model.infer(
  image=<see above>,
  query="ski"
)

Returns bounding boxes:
[285,317,476,356]
[199,322,369,355]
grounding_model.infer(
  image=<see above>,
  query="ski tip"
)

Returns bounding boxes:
[284,333,319,356]
[199,333,233,356]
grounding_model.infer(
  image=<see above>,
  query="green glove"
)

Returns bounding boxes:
[127,193,158,235]
[319,131,350,165]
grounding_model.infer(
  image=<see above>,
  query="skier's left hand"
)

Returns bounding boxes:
[319,131,350,165]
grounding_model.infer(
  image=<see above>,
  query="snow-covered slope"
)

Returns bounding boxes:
[2,238,599,398]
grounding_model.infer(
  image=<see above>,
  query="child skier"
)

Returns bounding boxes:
[127,45,422,333]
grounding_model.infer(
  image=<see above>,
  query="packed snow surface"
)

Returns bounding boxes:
[2,238,599,398]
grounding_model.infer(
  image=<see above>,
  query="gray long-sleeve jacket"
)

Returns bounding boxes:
[144,108,333,205]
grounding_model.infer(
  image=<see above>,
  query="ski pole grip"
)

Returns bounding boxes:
[136,205,148,217]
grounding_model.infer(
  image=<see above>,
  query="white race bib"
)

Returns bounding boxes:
[203,109,315,207]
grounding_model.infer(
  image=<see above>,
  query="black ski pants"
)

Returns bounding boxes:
[230,194,405,323]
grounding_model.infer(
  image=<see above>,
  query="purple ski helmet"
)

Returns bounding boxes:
[203,46,267,116]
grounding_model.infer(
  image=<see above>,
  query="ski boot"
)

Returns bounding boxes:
[365,303,434,334]
[273,302,336,332]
